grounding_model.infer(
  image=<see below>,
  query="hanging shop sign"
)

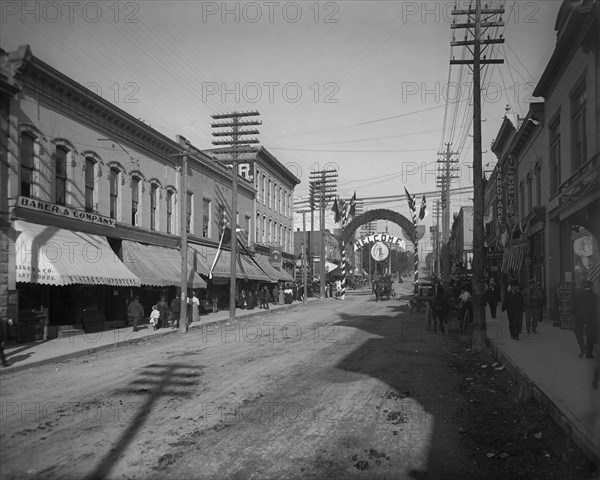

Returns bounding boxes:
[17,196,116,227]
[496,163,504,228]
[354,233,405,251]
[506,157,516,225]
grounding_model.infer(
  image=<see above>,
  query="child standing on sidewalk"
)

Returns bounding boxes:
[149,306,160,331]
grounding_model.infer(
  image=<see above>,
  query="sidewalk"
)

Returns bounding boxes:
[487,311,599,468]
[1,297,320,374]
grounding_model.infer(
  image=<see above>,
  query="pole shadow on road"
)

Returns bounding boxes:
[86,362,202,480]
[330,310,468,478]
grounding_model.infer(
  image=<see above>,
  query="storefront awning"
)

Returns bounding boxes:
[501,243,528,274]
[121,240,206,288]
[189,244,274,282]
[13,220,141,287]
[254,254,295,282]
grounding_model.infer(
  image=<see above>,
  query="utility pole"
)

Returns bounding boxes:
[174,135,191,333]
[309,168,337,299]
[451,0,504,350]
[302,210,308,304]
[434,200,442,276]
[437,142,459,284]
[211,111,261,324]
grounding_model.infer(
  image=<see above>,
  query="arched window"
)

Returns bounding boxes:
[84,156,97,212]
[55,145,69,205]
[109,167,120,220]
[20,132,36,198]
[150,183,159,231]
[131,176,140,226]
[166,189,175,234]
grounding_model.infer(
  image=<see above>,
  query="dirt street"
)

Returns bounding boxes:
[0,282,594,480]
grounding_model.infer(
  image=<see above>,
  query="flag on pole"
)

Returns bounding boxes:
[404,187,416,212]
[348,191,357,218]
[587,261,600,283]
[419,194,428,220]
[332,197,341,223]
[209,227,227,279]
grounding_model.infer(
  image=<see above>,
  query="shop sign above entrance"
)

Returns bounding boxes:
[17,196,116,227]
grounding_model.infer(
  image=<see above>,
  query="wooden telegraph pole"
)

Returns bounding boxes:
[309,168,337,299]
[451,0,504,350]
[211,111,261,324]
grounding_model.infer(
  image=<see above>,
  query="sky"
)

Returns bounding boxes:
[2,0,563,253]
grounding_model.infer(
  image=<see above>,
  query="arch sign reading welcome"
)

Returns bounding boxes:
[354,233,406,251]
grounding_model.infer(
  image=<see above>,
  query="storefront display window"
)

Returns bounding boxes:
[572,230,597,287]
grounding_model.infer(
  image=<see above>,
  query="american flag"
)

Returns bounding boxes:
[501,243,527,274]
[587,261,600,283]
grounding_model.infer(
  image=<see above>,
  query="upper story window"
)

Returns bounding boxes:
[55,146,69,206]
[186,192,193,234]
[526,173,533,215]
[571,85,587,172]
[261,174,266,204]
[203,198,211,238]
[268,178,272,208]
[109,168,120,220]
[549,117,561,194]
[131,176,140,226]
[84,157,96,212]
[20,132,35,198]
[535,163,541,208]
[150,183,158,231]
[166,190,174,234]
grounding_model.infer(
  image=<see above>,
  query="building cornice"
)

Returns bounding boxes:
[533,2,599,98]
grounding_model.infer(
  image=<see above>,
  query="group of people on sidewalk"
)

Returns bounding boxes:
[501,279,544,341]
[126,292,200,333]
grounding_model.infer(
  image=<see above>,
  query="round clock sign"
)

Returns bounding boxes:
[371,242,389,261]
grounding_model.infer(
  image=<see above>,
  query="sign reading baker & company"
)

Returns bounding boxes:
[17,196,116,227]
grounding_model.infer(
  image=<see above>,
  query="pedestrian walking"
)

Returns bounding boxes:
[523,279,543,334]
[278,284,284,306]
[502,281,524,341]
[432,281,448,334]
[154,295,170,329]
[572,280,597,359]
[485,277,501,319]
[127,296,144,332]
[170,294,181,329]
[272,285,279,305]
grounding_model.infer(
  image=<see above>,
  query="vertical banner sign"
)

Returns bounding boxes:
[506,157,516,228]
[496,163,504,228]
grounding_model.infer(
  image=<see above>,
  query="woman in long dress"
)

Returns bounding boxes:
[188,291,200,324]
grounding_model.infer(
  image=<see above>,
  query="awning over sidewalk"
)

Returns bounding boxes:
[254,254,295,282]
[121,240,206,288]
[189,244,274,282]
[13,220,141,287]
[501,243,528,274]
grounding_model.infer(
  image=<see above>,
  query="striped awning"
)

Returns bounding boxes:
[13,220,141,287]
[189,245,273,282]
[254,254,294,282]
[501,243,528,274]
[121,240,206,288]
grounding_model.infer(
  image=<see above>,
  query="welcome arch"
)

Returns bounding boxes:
[342,209,416,244]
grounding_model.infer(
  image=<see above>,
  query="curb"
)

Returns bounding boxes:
[490,340,599,469]
[1,299,320,375]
